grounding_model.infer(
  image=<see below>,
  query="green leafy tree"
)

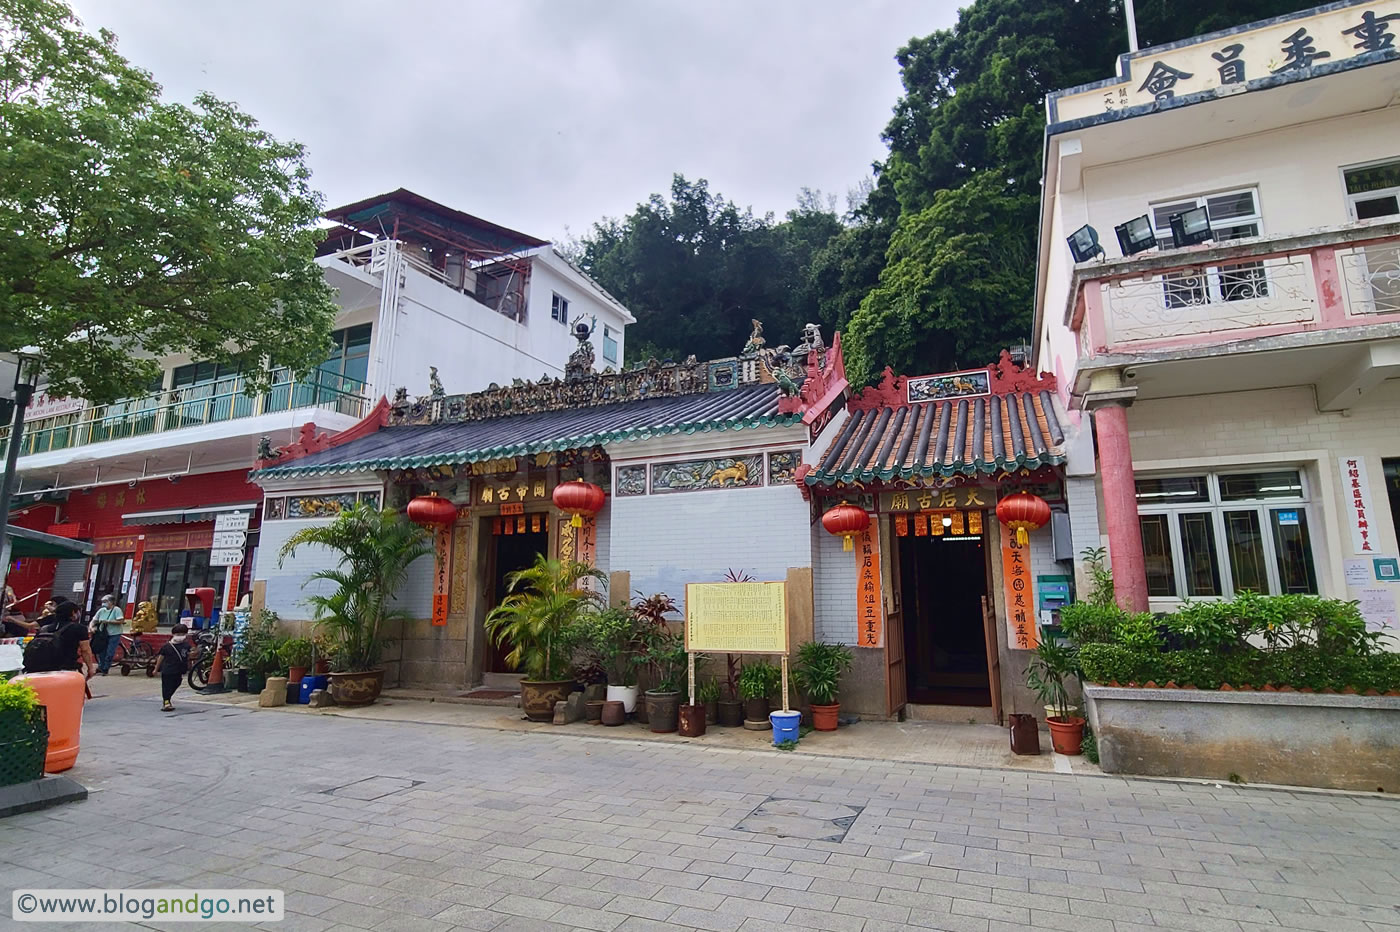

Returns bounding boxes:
[1,0,338,404]
[277,506,433,673]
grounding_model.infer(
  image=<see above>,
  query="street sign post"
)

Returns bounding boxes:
[209,548,244,567]
[213,512,251,533]
[211,530,247,550]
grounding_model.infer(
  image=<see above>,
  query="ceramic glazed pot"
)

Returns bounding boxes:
[1046,715,1085,755]
[327,669,385,707]
[520,680,572,722]
[717,699,744,727]
[585,699,605,723]
[678,703,707,737]
[600,700,626,726]
[605,684,638,713]
[646,690,680,733]
[744,697,770,723]
[811,703,840,732]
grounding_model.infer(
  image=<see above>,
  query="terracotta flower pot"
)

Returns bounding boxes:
[600,700,626,726]
[287,666,308,685]
[646,690,680,733]
[1046,715,1085,756]
[328,669,385,706]
[678,703,707,737]
[520,680,572,722]
[314,659,331,676]
[717,699,744,727]
[585,699,605,723]
[810,703,840,732]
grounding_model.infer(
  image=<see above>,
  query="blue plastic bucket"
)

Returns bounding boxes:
[770,710,801,746]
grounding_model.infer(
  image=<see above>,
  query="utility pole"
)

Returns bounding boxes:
[0,355,39,600]
[1125,0,1140,52]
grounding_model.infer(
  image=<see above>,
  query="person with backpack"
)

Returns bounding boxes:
[89,594,125,675]
[23,602,96,678]
[154,624,194,711]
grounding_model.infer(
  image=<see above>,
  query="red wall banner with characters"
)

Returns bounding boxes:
[855,525,883,648]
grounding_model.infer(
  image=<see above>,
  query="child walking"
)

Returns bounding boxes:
[154,624,192,711]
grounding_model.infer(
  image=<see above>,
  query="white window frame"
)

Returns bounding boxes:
[1149,187,1266,308]
[550,292,569,324]
[1136,468,1317,600]
[602,324,618,364]
[1341,157,1400,222]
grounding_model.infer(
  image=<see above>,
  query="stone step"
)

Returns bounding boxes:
[903,703,999,725]
[482,672,524,691]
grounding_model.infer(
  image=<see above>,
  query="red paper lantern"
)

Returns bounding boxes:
[996,491,1051,546]
[553,478,606,527]
[406,492,457,527]
[822,502,870,551]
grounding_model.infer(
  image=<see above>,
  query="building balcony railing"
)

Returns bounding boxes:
[1069,221,1400,363]
[0,369,370,460]
[319,238,530,322]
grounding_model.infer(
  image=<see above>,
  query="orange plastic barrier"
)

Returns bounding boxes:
[12,671,86,772]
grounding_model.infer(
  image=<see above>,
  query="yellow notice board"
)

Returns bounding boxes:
[685,582,788,654]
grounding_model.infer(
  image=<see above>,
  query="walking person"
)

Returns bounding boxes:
[154,624,193,712]
[90,594,125,675]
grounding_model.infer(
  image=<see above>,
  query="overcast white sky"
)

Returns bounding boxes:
[71,1,958,242]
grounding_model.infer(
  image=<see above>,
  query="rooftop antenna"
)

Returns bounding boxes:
[1125,0,1140,52]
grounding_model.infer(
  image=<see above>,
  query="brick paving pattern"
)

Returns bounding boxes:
[2,691,1398,931]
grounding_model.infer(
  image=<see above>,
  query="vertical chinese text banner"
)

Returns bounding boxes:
[856,525,883,647]
[1001,536,1039,650]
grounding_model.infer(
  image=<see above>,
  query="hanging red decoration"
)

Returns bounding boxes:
[552,478,606,528]
[996,491,1051,546]
[406,492,457,527]
[822,502,870,551]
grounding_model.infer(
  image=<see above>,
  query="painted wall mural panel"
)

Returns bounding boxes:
[768,450,801,485]
[616,465,647,497]
[651,455,763,494]
[907,369,989,403]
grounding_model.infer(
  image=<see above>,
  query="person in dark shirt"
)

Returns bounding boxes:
[39,602,96,678]
[154,624,193,712]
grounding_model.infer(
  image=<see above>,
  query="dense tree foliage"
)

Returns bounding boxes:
[1,0,338,404]
[580,0,1312,381]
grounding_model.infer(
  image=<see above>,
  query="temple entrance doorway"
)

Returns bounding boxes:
[899,527,993,708]
[486,521,549,674]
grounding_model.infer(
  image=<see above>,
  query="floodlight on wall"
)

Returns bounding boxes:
[1169,206,1212,248]
[1114,215,1156,256]
[1066,224,1105,263]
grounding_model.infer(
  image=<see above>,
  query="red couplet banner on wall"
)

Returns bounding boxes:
[855,525,882,648]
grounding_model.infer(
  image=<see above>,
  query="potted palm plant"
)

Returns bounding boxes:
[486,556,604,721]
[793,641,854,731]
[738,660,781,727]
[278,637,314,684]
[279,504,433,706]
[1026,639,1084,755]
[643,629,688,733]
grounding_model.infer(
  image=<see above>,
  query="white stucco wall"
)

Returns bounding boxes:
[813,518,857,644]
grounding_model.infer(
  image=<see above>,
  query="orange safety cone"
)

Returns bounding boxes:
[208,643,225,689]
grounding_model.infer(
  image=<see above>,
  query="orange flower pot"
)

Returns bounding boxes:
[1046,715,1085,756]
[811,703,840,731]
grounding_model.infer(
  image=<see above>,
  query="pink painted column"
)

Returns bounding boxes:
[1092,402,1149,612]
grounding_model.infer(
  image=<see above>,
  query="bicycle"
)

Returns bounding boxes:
[186,628,225,690]
[116,633,156,677]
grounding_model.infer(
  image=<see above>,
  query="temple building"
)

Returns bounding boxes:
[250,322,1078,720]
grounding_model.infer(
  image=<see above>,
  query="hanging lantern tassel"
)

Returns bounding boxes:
[571,512,583,528]
[995,492,1051,548]
[822,502,870,553]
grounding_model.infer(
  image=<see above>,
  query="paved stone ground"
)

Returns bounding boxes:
[3,687,1399,932]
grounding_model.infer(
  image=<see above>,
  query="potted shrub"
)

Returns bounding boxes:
[717,654,744,726]
[643,630,688,733]
[738,660,781,726]
[582,608,642,714]
[793,641,854,731]
[1026,639,1084,755]
[0,679,47,787]
[486,556,604,721]
[279,637,314,684]
[311,633,335,676]
[279,504,434,706]
[698,680,721,725]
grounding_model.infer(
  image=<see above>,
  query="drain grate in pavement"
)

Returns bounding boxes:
[735,796,863,842]
[321,776,423,801]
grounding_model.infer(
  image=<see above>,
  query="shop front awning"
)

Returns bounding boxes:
[806,389,1067,487]
[121,503,259,526]
[6,525,95,560]
[251,383,797,480]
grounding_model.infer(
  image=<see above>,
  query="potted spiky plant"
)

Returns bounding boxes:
[793,641,854,731]
[485,556,604,721]
[278,504,433,706]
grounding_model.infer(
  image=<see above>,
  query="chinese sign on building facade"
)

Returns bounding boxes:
[432,527,451,626]
[1341,455,1379,554]
[685,582,788,654]
[1001,537,1039,651]
[1051,2,1400,121]
[855,525,883,648]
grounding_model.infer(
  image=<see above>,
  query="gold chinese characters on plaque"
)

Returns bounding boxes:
[685,582,787,655]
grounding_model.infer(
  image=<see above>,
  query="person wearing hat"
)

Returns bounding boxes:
[90,594,125,675]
